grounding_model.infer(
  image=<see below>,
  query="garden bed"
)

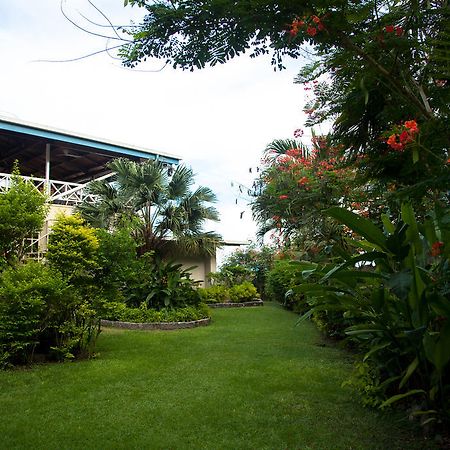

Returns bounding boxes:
[100,317,210,330]
[208,299,264,308]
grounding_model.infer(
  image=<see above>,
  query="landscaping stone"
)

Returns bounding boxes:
[100,317,210,330]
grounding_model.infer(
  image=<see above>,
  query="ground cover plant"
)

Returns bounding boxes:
[0,304,437,450]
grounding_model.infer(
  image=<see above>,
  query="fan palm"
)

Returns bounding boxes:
[78,158,222,257]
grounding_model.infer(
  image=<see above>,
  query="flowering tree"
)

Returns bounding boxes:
[119,1,449,197]
[252,134,367,256]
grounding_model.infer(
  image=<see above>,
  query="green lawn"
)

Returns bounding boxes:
[0,303,434,450]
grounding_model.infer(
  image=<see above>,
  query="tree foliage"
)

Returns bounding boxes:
[78,158,222,257]
[119,1,449,191]
[0,169,48,267]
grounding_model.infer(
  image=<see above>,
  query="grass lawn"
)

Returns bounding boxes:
[0,303,435,450]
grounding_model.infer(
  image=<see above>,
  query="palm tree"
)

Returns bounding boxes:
[78,158,222,257]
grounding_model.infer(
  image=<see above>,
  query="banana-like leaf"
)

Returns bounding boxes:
[326,207,389,251]
[380,389,426,408]
[399,356,419,389]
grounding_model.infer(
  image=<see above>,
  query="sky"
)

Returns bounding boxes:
[0,0,311,262]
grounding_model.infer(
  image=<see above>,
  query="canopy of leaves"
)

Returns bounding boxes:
[0,171,48,266]
[78,158,222,257]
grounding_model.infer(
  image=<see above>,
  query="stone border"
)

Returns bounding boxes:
[100,317,211,330]
[208,299,264,308]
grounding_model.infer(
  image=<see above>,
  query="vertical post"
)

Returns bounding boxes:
[45,143,50,195]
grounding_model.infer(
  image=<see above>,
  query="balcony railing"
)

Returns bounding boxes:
[0,172,98,206]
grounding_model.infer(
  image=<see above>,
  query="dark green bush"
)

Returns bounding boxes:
[124,255,201,310]
[228,282,260,303]
[266,260,306,312]
[0,262,99,367]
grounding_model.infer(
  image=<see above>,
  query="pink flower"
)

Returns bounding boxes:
[279,194,289,200]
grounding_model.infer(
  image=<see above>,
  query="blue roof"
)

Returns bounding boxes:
[0,117,181,165]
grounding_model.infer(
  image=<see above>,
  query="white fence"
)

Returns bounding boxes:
[0,172,97,206]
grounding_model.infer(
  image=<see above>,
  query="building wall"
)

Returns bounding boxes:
[176,255,217,287]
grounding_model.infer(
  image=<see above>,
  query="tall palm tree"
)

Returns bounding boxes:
[78,158,222,257]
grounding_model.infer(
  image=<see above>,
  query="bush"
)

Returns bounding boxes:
[197,285,229,303]
[47,214,99,284]
[266,260,306,312]
[124,255,201,310]
[0,167,48,266]
[103,302,210,323]
[0,262,99,367]
[228,282,259,303]
[208,265,253,287]
[95,227,138,302]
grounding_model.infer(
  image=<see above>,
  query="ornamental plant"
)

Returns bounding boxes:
[252,134,368,256]
[293,204,450,426]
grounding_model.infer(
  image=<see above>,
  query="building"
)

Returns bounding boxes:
[0,116,217,284]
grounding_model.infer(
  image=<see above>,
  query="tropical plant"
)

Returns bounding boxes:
[292,204,450,425]
[78,158,222,258]
[124,253,201,310]
[0,166,48,267]
[252,135,358,257]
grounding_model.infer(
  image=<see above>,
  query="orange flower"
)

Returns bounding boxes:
[399,130,413,144]
[404,120,419,133]
[387,134,404,151]
[431,241,444,257]
[312,15,321,24]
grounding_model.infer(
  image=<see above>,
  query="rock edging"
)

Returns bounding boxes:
[208,299,264,308]
[100,317,211,330]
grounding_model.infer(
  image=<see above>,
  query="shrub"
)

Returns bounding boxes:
[294,204,450,424]
[124,255,201,310]
[103,302,210,323]
[0,167,48,266]
[266,260,306,312]
[47,214,99,284]
[0,262,100,367]
[197,285,229,303]
[221,245,274,298]
[94,227,138,302]
[208,265,253,287]
[228,282,259,303]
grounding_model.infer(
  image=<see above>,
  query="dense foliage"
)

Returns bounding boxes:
[0,168,48,267]
[0,262,98,367]
[220,245,274,297]
[78,158,222,257]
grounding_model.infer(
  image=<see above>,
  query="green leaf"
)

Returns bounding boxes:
[399,356,419,389]
[381,214,395,234]
[423,323,450,373]
[380,389,426,408]
[326,207,388,251]
[363,342,391,362]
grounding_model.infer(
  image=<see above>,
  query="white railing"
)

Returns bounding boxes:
[23,232,48,261]
[0,172,98,205]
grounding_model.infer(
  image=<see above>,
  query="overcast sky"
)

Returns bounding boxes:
[0,0,312,260]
